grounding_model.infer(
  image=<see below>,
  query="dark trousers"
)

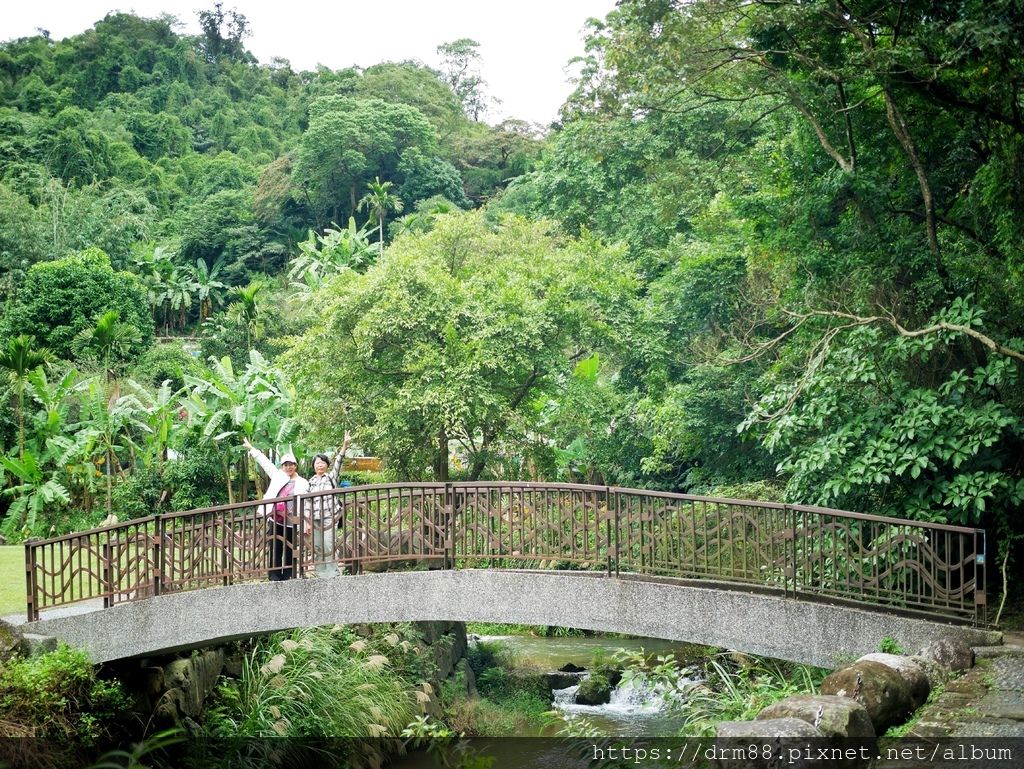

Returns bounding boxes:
[268,521,295,581]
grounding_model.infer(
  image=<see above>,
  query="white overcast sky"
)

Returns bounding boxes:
[3,1,619,125]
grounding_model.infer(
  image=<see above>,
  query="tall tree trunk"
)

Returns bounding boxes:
[16,388,24,458]
[223,456,235,504]
[240,455,250,502]
[433,426,449,481]
[105,448,113,516]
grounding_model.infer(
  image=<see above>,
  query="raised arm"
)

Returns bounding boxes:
[243,437,277,478]
[328,431,352,482]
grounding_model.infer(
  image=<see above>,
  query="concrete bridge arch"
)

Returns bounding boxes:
[19,570,998,666]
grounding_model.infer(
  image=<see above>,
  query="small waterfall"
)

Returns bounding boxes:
[552,682,581,708]
[554,671,693,720]
[467,632,700,734]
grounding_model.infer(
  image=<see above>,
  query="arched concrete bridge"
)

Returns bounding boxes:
[18,482,995,665]
[16,570,999,666]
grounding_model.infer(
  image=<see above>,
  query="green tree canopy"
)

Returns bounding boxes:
[282,210,639,480]
[292,96,437,229]
[0,247,153,362]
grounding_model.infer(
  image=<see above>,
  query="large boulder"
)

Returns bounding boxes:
[857,653,930,707]
[917,639,974,674]
[757,694,875,741]
[504,670,553,702]
[715,719,824,769]
[717,717,824,739]
[821,660,913,731]
[575,672,613,706]
[0,618,27,663]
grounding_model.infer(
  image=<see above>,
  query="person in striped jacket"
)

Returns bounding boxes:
[307,431,352,577]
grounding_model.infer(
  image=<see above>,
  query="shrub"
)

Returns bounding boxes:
[0,644,130,746]
[880,636,908,655]
[130,342,206,390]
[164,433,228,511]
[111,467,167,520]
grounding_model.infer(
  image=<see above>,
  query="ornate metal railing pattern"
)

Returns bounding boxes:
[24,483,986,623]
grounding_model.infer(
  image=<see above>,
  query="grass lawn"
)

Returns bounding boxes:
[0,546,24,618]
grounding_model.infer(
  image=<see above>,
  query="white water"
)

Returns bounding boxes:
[552,673,695,735]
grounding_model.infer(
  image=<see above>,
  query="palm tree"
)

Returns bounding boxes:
[74,310,142,381]
[358,177,404,249]
[0,335,52,457]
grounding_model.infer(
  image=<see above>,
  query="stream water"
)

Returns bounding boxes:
[476,633,703,736]
[390,633,706,769]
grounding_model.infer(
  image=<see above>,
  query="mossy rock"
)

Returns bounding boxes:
[822,660,913,731]
[503,670,552,702]
[858,653,930,708]
[0,620,22,661]
[757,694,875,741]
[576,672,612,706]
[548,671,584,689]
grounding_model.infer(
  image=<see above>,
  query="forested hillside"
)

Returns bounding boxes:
[1,2,1022,605]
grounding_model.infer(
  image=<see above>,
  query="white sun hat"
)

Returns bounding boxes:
[279,451,298,466]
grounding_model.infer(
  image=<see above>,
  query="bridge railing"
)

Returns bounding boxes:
[24,483,986,624]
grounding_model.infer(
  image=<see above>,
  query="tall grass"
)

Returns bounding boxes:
[678,654,826,736]
[203,626,434,768]
[207,626,420,739]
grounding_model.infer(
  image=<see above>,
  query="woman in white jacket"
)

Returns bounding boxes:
[243,438,310,581]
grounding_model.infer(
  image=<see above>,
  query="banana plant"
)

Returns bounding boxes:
[190,258,227,320]
[0,448,70,539]
[182,352,299,502]
[226,283,264,348]
[71,377,151,516]
[25,367,78,445]
[287,217,380,292]
[47,432,101,516]
[126,378,185,471]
